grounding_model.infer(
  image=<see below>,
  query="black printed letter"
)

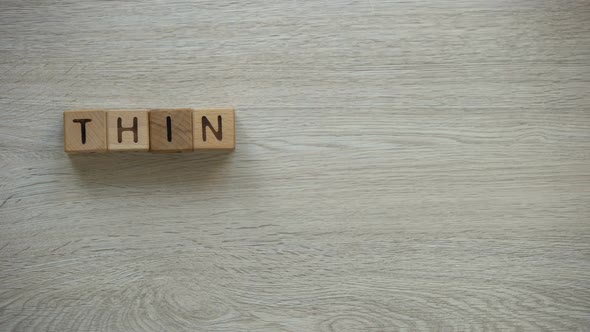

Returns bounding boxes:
[73,119,92,144]
[117,117,138,143]
[202,115,223,141]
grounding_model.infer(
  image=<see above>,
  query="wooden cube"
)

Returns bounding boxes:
[64,110,107,153]
[149,109,193,153]
[193,109,235,151]
[107,110,150,152]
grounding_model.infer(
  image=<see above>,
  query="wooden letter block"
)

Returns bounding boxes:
[64,110,107,153]
[149,109,193,153]
[193,109,235,151]
[107,110,150,152]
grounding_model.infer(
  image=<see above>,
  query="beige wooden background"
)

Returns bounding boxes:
[1,0,589,331]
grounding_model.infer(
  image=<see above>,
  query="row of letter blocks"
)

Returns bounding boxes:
[64,109,235,153]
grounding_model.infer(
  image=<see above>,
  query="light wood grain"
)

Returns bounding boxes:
[1,0,589,331]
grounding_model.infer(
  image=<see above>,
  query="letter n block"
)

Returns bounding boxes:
[149,109,193,153]
[193,109,235,150]
[107,110,150,152]
[64,110,107,153]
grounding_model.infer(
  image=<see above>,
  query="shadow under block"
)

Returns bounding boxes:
[64,110,107,153]
[193,109,235,150]
[107,110,150,152]
[149,109,193,153]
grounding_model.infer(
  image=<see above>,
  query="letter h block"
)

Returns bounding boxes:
[107,110,150,151]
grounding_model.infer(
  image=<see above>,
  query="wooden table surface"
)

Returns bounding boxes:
[1,1,589,331]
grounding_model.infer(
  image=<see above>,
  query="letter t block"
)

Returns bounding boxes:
[64,110,107,153]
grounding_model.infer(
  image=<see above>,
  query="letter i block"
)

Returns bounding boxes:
[193,109,235,150]
[149,109,193,153]
[64,110,107,153]
[107,110,150,152]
